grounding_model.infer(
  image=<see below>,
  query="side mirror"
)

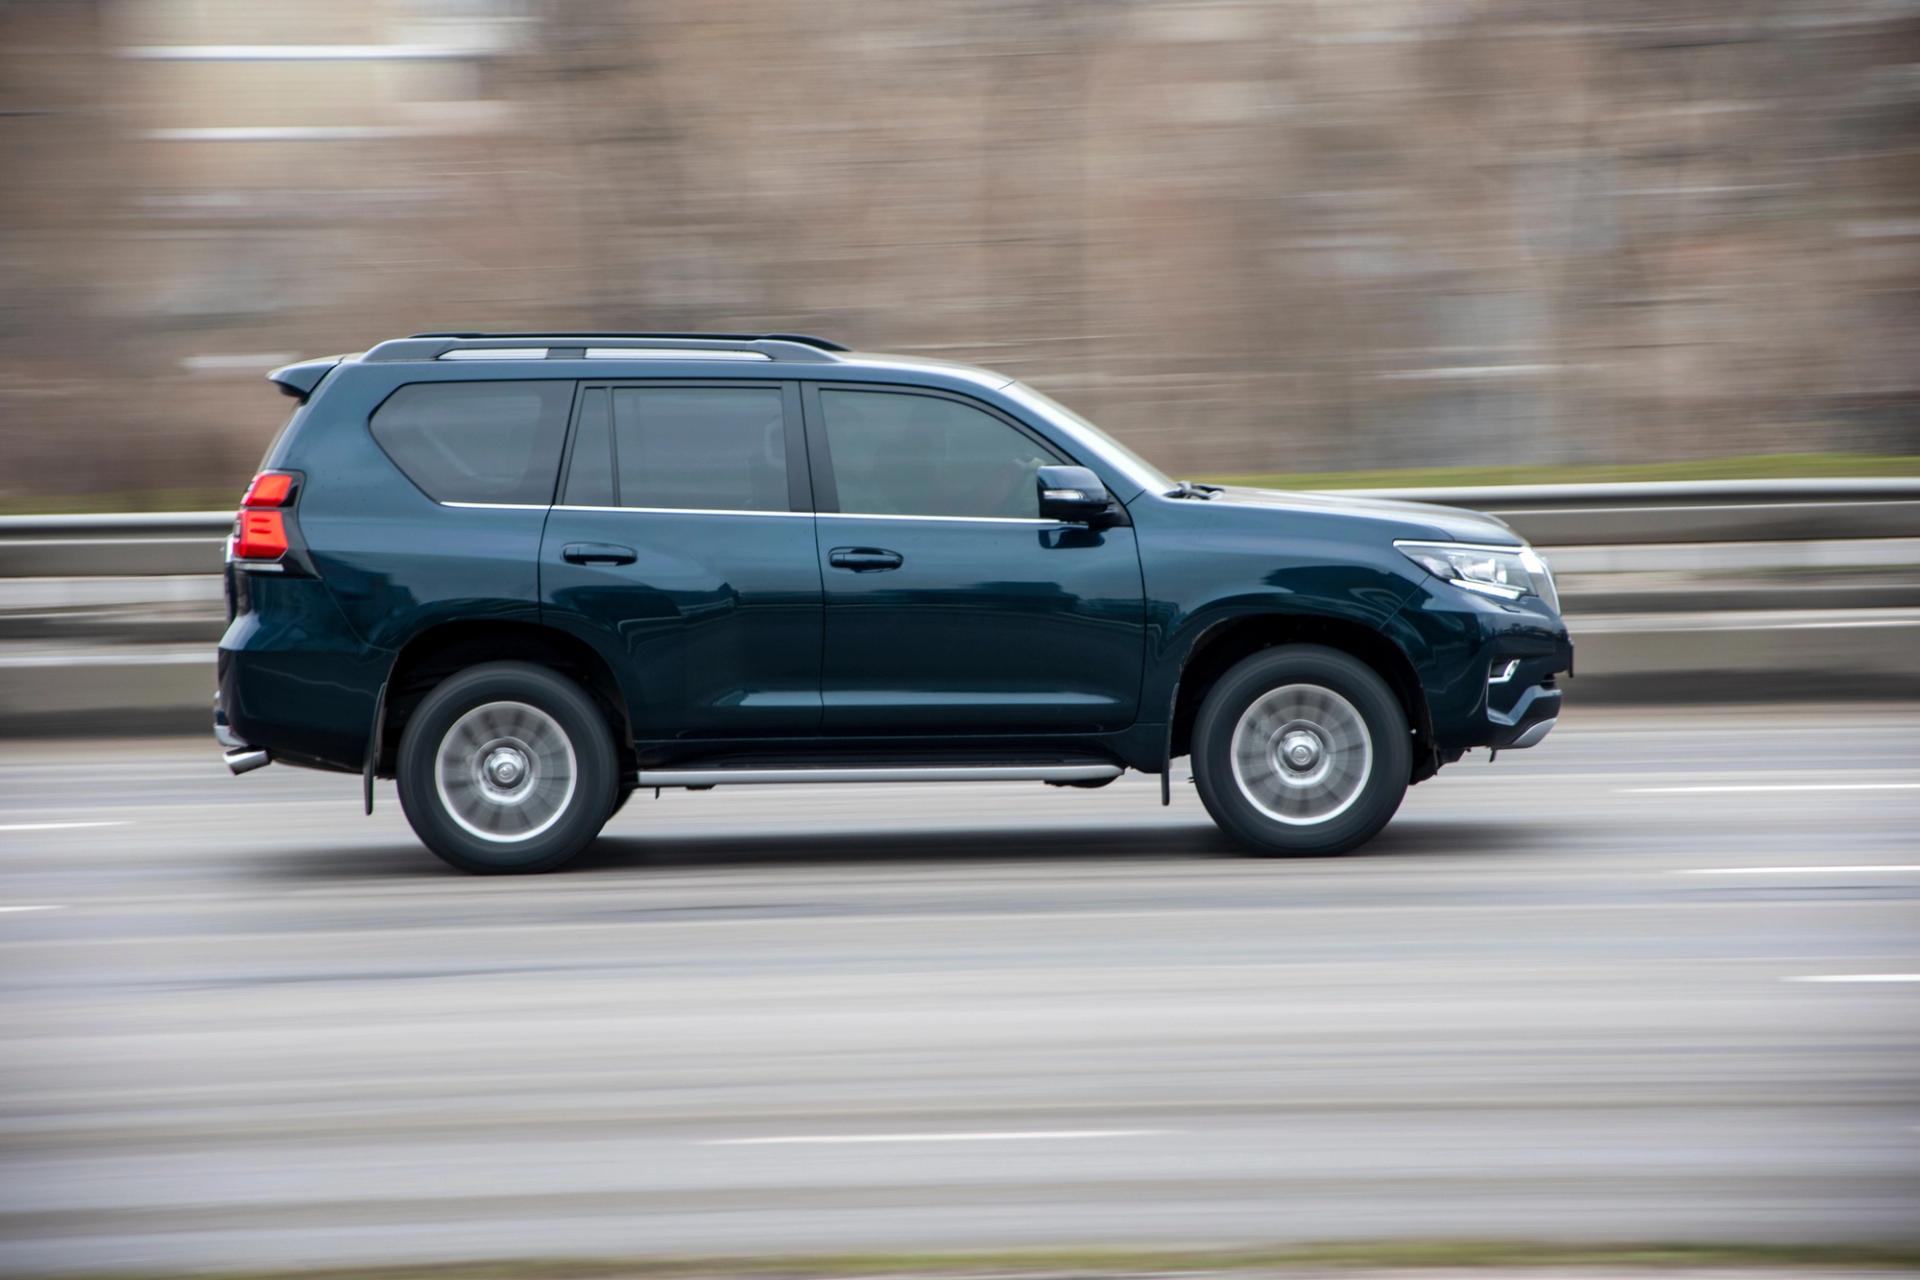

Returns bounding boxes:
[1036,465,1114,524]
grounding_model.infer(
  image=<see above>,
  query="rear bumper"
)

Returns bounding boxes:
[212,690,271,773]
[211,691,246,750]
[217,621,384,774]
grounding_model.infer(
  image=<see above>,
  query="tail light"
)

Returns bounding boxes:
[233,470,296,561]
[242,472,293,508]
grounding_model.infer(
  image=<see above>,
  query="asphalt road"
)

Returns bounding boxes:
[2,705,1919,1274]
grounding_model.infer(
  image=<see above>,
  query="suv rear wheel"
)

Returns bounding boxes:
[1192,645,1410,856]
[396,662,617,873]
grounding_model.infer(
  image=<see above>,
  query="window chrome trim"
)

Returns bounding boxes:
[438,347,548,360]
[444,502,1055,524]
[552,504,811,518]
[442,501,551,511]
[817,511,1058,526]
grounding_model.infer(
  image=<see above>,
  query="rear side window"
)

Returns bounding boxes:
[370,381,572,505]
[563,386,789,512]
[563,388,615,507]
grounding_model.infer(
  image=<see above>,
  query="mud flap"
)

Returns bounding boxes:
[363,679,387,816]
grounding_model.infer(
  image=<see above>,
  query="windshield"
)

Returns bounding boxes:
[1001,381,1174,498]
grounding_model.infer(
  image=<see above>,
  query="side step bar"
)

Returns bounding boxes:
[634,763,1124,788]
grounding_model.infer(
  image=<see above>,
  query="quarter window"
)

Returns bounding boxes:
[369,380,572,505]
[820,389,1062,519]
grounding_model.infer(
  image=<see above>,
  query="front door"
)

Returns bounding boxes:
[806,384,1145,735]
[539,381,822,738]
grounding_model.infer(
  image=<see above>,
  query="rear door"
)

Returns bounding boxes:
[539,381,822,738]
[805,384,1146,735]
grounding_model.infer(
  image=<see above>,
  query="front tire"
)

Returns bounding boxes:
[397,662,617,873]
[1192,645,1410,856]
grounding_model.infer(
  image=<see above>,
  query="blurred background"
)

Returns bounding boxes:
[2,0,1918,508]
[2,5,1920,1279]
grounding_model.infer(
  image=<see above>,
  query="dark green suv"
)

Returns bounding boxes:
[217,332,1571,872]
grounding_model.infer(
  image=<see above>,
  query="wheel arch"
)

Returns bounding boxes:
[377,620,635,778]
[1168,614,1435,780]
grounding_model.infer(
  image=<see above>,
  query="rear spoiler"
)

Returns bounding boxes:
[266,355,347,403]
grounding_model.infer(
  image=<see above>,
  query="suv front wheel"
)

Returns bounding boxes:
[1192,645,1410,856]
[396,662,618,873]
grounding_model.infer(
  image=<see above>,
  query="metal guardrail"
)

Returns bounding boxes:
[1345,478,1920,546]
[0,480,1915,731]
[3,479,1920,577]
[1330,477,1920,504]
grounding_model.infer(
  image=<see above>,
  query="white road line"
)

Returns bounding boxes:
[0,906,63,914]
[1679,865,1920,876]
[704,1129,1170,1147]
[0,821,129,833]
[1625,783,1920,795]
[1788,974,1920,984]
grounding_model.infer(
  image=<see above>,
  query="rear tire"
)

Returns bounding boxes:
[397,662,617,873]
[1192,645,1410,856]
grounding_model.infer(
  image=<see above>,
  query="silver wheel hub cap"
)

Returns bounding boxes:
[1228,684,1373,827]
[484,747,528,789]
[433,701,578,844]
[1280,729,1322,772]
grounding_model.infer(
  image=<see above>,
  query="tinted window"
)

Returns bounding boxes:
[821,389,1062,518]
[562,388,614,506]
[612,387,789,512]
[370,381,572,504]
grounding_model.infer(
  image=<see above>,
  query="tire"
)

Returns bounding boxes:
[396,662,618,874]
[1192,645,1410,856]
[609,783,635,817]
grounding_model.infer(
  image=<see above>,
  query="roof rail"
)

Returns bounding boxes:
[365,331,850,364]
[407,330,849,351]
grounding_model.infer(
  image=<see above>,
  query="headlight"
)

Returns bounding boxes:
[1396,540,1559,612]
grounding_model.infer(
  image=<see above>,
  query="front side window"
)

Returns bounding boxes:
[820,389,1062,519]
[370,380,572,505]
[563,386,789,512]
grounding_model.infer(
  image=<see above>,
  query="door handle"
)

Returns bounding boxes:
[828,546,904,572]
[561,541,637,566]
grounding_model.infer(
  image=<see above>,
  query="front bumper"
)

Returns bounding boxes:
[1389,554,1575,759]
[1486,677,1561,750]
[1482,635,1572,751]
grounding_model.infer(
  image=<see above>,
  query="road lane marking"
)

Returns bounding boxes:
[0,906,63,914]
[1625,783,1920,794]
[1788,974,1920,984]
[704,1128,1170,1146]
[1679,865,1920,875]
[0,821,129,832]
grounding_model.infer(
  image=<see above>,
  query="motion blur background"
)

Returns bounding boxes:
[3,4,1920,1278]
[2,0,1918,506]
